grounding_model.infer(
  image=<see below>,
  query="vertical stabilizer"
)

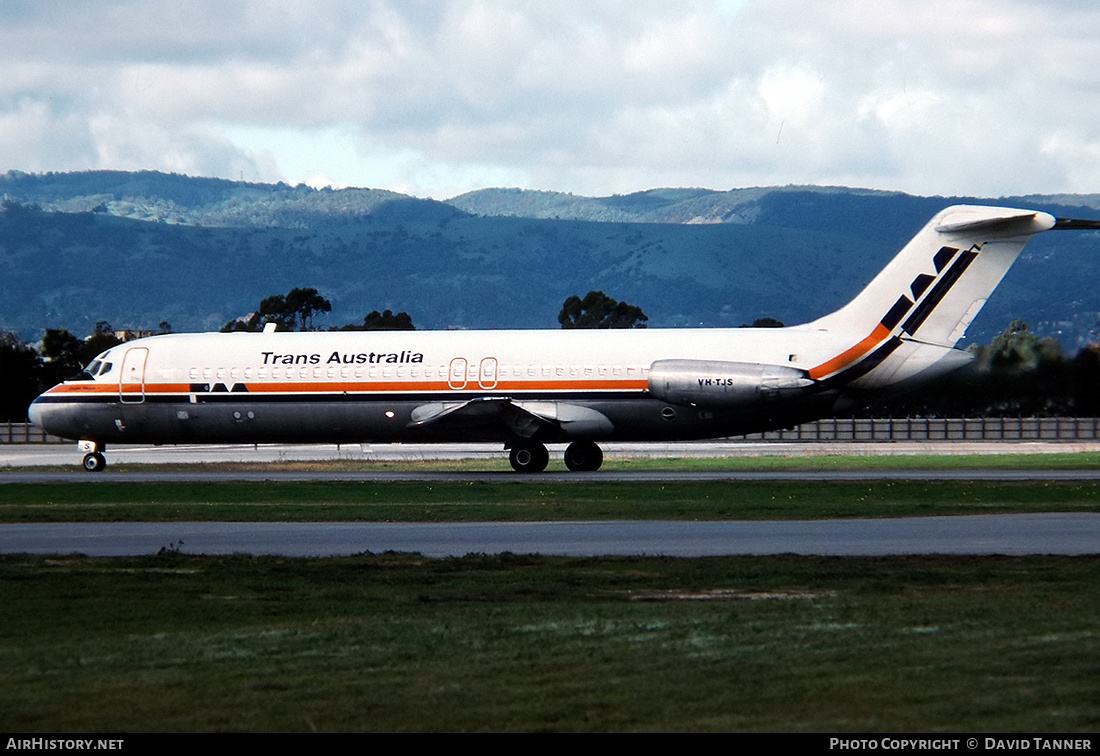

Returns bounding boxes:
[804,205,1055,386]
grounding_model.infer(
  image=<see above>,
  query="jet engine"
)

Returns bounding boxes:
[647,359,815,408]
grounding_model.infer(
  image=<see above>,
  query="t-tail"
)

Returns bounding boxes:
[801,205,1099,392]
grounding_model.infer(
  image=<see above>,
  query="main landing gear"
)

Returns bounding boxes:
[507,441,604,473]
[80,441,107,472]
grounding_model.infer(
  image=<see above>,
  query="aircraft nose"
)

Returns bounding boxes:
[27,396,45,429]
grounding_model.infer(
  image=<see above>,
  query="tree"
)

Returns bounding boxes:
[335,309,416,331]
[80,321,123,364]
[984,319,1063,371]
[39,328,84,385]
[559,291,648,329]
[0,331,42,422]
[741,317,785,328]
[222,287,332,332]
[282,287,332,331]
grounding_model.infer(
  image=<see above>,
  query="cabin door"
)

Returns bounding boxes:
[119,347,148,404]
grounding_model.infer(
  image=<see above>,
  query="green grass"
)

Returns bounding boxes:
[608,451,1100,471]
[4,453,1098,731]
[1,479,1099,522]
[2,552,1098,732]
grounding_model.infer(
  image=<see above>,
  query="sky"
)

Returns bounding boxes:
[2,0,1099,200]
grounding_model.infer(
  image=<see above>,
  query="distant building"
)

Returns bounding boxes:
[115,329,154,342]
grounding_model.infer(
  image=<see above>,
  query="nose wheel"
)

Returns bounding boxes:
[79,441,107,472]
[82,452,107,472]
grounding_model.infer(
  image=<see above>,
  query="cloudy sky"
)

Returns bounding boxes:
[2,0,1099,199]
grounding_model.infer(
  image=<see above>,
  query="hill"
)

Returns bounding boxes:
[2,170,1099,348]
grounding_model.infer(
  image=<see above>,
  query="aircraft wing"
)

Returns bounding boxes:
[408,397,613,439]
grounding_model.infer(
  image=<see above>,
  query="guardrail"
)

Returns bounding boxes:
[0,424,67,444]
[740,417,1100,441]
[3,418,1100,445]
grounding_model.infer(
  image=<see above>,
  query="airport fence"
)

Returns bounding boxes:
[3,418,1100,445]
[1,423,67,444]
[736,416,1100,442]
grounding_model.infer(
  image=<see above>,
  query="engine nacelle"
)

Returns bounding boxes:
[647,359,815,408]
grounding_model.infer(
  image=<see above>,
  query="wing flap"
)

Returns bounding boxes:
[408,397,612,439]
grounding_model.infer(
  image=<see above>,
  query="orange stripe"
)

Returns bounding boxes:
[48,379,648,395]
[239,379,648,394]
[807,324,891,381]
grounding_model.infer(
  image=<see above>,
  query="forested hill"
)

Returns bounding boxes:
[3,169,1100,346]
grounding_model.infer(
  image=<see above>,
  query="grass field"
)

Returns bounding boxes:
[1,478,1099,522]
[2,453,1098,732]
[2,552,1099,732]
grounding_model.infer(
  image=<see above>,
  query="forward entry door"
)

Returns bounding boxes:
[119,347,148,403]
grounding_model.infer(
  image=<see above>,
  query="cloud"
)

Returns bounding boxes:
[2,0,1100,198]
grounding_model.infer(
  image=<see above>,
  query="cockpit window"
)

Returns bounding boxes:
[72,358,114,382]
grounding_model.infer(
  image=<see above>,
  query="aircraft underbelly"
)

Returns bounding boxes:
[32,391,834,445]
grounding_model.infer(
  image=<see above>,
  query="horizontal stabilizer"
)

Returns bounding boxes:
[933,206,1054,234]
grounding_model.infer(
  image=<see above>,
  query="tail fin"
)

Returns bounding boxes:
[805,205,1056,387]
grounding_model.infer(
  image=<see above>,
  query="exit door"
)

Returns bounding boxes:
[119,347,148,403]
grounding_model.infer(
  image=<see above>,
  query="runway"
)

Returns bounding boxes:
[4,441,1099,557]
[4,440,1100,483]
[4,514,1100,557]
[5,439,1100,469]
[6,468,1100,483]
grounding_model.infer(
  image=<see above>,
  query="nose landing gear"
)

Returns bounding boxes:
[79,441,107,472]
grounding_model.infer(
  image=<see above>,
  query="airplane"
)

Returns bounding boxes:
[27,204,1100,473]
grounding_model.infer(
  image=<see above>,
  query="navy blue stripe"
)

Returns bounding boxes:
[902,249,979,336]
[819,337,904,387]
[881,296,913,331]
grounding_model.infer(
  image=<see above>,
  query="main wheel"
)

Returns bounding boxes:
[509,442,549,473]
[564,441,603,472]
[82,452,107,472]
